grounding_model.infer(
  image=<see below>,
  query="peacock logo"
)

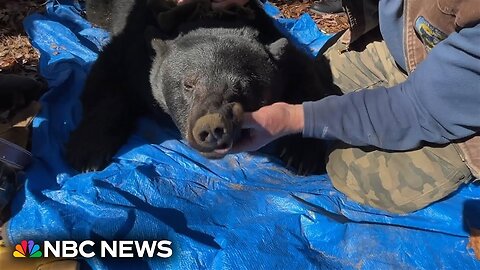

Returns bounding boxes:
[13,240,43,258]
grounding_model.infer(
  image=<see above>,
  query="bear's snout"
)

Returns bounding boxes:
[192,113,231,151]
[189,102,243,158]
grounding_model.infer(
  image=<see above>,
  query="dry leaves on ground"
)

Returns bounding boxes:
[0,34,39,73]
[469,227,480,260]
[0,0,45,75]
[270,0,349,33]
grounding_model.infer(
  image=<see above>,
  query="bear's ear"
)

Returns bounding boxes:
[239,27,259,39]
[267,38,288,61]
[145,26,168,56]
[151,38,168,56]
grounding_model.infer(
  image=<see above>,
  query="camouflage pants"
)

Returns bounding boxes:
[323,34,473,213]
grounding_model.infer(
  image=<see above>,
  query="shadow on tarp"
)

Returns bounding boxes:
[5,0,480,269]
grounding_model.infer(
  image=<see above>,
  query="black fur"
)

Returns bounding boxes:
[66,0,336,174]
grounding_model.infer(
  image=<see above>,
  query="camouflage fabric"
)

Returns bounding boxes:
[323,34,473,213]
[324,31,408,91]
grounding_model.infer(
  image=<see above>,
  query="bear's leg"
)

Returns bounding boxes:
[65,94,141,172]
[274,135,328,175]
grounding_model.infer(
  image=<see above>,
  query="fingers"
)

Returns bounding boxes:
[229,131,258,153]
[211,0,249,10]
[228,112,263,153]
[241,112,261,129]
[230,128,273,154]
[176,0,194,5]
[229,104,281,154]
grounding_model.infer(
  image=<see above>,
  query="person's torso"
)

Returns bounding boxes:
[342,0,480,179]
[343,0,480,72]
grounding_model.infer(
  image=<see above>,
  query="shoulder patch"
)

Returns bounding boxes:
[415,16,448,51]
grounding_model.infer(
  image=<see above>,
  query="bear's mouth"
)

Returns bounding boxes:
[199,142,233,159]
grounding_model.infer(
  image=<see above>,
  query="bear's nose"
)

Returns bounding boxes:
[192,113,231,150]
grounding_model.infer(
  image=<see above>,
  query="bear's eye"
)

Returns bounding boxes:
[183,80,195,92]
[233,81,242,90]
[232,81,245,92]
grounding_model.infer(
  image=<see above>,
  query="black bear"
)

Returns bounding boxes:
[66,0,336,174]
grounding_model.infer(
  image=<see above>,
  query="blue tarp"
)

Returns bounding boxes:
[6,1,480,269]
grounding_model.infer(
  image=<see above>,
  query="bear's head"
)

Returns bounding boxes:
[149,26,288,158]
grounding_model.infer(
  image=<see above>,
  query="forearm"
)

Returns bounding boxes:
[302,24,480,150]
[301,87,436,150]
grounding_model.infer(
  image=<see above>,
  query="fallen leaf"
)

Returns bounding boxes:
[270,0,349,33]
[468,227,480,260]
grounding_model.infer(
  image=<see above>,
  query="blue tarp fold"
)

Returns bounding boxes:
[6,1,480,269]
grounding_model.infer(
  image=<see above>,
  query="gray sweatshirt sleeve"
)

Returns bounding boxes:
[302,24,480,151]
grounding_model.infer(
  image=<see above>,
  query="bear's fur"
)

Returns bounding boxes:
[66,0,336,174]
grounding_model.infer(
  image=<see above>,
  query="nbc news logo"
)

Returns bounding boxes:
[13,240,43,258]
[13,239,172,258]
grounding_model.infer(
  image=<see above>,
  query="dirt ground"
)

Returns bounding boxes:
[0,0,45,77]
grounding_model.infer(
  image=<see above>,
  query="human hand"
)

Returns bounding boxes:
[230,102,304,153]
[211,0,249,9]
[176,0,249,10]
